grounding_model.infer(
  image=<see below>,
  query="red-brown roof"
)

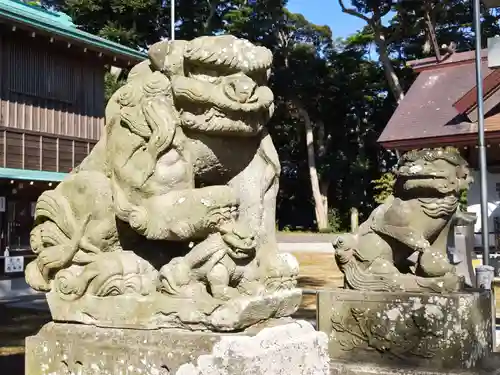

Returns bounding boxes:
[409,49,487,72]
[453,68,500,114]
[378,49,500,150]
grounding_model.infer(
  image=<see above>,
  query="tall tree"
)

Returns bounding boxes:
[271,11,334,230]
[338,0,405,103]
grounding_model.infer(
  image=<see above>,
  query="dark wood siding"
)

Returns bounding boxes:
[74,141,89,166]
[24,134,41,171]
[58,139,73,172]
[5,132,23,169]
[0,29,105,141]
[0,128,95,172]
[42,137,57,172]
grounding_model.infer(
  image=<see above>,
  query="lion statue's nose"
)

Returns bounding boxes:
[224,79,257,103]
[332,236,343,248]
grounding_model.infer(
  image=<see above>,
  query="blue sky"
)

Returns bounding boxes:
[286,0,366,39]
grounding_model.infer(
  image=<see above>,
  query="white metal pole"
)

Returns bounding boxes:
[171,0,175,40]
[473,0,490,265]
[473,0,495,345]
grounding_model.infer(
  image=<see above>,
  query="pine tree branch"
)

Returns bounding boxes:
[423,1,441,61]
[337,0,370,23]
[204,0,219,34]
[386,23,403,45]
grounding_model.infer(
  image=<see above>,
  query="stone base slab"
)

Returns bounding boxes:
[328,358,500,375]
[25,319,329,375]
[46,288,302,332]
[317,289,493,370]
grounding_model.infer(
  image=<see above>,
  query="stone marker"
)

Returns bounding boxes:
[24,35,328,375]
[449,211,477,287]
[324,148,499,375]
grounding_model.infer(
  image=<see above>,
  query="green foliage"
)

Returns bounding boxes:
[325,208,343,233]
[459,189,468,212]
[372,172,395,204]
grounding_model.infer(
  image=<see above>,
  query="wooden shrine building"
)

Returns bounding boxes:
[0,0,146,295]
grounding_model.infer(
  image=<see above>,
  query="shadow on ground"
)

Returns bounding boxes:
[298,276,329,289]
[0,304,51,375]
[0,354,24,374]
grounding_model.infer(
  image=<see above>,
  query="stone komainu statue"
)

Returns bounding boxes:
[333,147,474,293]
[25,35,301,332]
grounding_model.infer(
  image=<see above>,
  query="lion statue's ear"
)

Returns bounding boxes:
[148,40,169,71]
[127,60,154,83]
[456,165,473,190]
[148,40,187,78]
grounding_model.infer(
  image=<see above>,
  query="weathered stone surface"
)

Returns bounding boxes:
[25,320,329,375]
[46,288,302,331]
[317,289,493,370]
[328,360,497,375]
[176,320,329,375]
[329,353,500,375]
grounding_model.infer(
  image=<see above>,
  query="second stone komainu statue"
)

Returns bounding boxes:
[319,148,494,373]
[333,148,474,293]
[24,35,301,332]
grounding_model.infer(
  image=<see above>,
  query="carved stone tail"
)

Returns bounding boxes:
[342,260,399,292]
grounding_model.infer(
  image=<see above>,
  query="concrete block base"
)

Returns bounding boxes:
[25,319,329,375]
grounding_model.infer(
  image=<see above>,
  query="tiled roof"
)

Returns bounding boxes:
[378,50,500,149]
[0,0,147,64]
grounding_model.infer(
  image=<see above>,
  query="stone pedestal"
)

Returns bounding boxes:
[25,319,329,375]
[317,289,493,374]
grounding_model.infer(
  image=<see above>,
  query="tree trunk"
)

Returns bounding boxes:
[374,30,405,104]
[350,207,359,232]
[296,103,329,230]
[320,178,330,227]
[423,5,441,61]
[203,0,219,34]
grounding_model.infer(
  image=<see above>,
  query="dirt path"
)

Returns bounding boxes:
[290,251,343,323]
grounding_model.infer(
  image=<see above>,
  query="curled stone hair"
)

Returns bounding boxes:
[184,35,273,74]
[400,147,467,167]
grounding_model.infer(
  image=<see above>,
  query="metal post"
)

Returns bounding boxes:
[473,0,490,265]
[171,0,175,40]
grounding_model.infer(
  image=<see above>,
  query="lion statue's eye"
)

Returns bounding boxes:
[188,72,221,85]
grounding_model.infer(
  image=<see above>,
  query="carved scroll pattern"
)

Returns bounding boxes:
[330,304,444,360]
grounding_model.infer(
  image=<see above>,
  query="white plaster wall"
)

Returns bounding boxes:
[466,169,500,247]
